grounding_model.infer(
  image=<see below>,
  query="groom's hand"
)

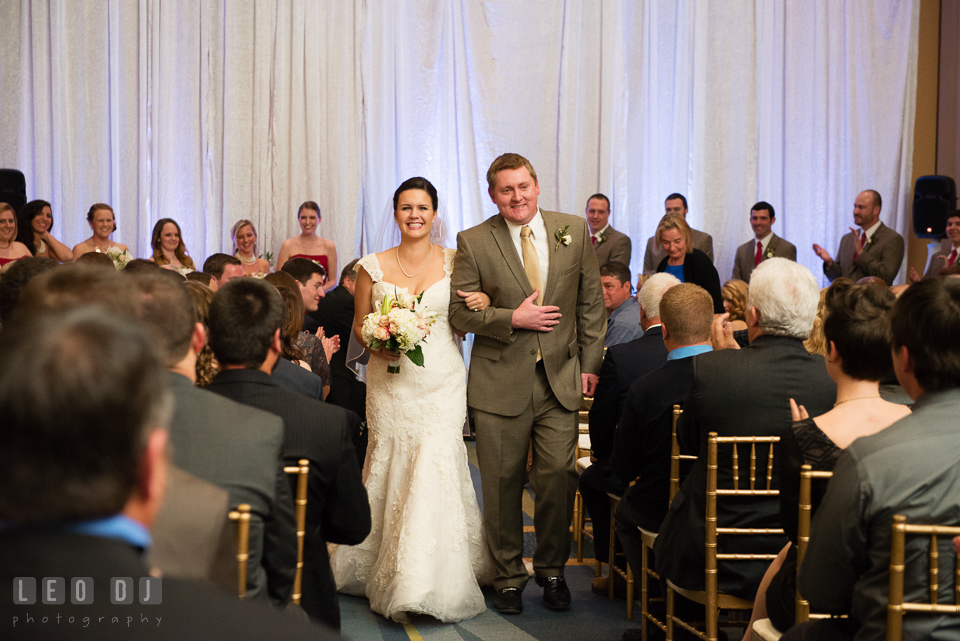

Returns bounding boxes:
[511,290,561,331]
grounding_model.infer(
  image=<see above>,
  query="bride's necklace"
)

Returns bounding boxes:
[396,244,434,279]
[833,395,881,407]
[237,253,257,266]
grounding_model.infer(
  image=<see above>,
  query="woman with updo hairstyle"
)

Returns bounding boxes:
[0,203,32,268]
[16,199,72,262]
[743,278,910,638]
[71,204,129,260]
[185,281,218,386]
[231,219,271,276]
[275,201,337,291]
[803,287,829,357]
[655,212,723,312]
[721,279,750,347]
[150,218,195,273]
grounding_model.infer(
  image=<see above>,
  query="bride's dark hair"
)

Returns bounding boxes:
[393,177,438,211]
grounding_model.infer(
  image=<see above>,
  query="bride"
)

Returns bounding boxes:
[330,177,492,623]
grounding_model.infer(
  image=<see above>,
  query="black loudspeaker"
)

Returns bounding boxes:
[913,175,957,238]
[0,169,27,212]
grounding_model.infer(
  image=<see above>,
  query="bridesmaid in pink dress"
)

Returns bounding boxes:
[276,201,338,291]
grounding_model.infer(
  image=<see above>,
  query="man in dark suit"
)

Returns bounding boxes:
[0,307,336,640]
[205,277,370,630]
[815,190,905,285]
[128,271,297,605]
[731,201,797,282]
[613,283,714,581]
[655,258,836,600]
[587,193,631,266]
[580,272,679,575]
[643,193,714,274]
[308,258,367,422]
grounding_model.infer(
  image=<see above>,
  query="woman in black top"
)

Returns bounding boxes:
[654,213,723,313]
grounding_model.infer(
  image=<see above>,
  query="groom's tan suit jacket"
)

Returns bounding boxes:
[449,210,606,416]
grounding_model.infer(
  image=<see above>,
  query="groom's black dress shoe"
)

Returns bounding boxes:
[535,576,571,611]
[493,587,523,614]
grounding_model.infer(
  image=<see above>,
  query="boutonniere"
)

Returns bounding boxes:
[554,225,572,251]
[865,235,876,247]
[765,248,775,259]
[595,230,607,245]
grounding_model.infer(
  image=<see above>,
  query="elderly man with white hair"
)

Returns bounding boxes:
[654,258,837,601]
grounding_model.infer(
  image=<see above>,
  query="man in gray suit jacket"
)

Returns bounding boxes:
[815,190,905,285]
[586,193,631,266]
[731,201,797,282]
[129,271,297,606]
[643,193,714,274]
[450,153,606,615]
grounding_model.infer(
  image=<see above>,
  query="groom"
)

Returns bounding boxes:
[450,153,606,614]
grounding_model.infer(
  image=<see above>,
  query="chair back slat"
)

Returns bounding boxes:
[731,443,739,491]
[795,466,834,623]
[227,503,252,599]
[283,459,310,606]
[749,442,756,491]
[669,405,692,503]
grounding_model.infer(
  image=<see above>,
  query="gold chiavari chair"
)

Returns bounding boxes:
[283,459,310,606]
[639,405,693,640]
[886,514,960,640]
[795,465,835,624]
[227,503,252,598]
[665,433,784,641]
[606,490,635,618]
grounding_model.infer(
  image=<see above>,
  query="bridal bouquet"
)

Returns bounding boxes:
[361,290,438,374]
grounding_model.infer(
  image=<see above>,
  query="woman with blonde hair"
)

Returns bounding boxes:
[654,213,723,312]
[803,287,829,356]
[185,281,218,386]
[0,203,32,267]
[231,219,271,276]
[150,218,195,273]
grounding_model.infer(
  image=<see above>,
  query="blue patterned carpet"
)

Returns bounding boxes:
[339,442,638,641]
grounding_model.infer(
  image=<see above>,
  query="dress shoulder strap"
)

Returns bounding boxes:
[357,253,384,283]
[442,247,456,277]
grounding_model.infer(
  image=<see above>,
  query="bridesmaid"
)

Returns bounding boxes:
[150,218,196,273]
[231,219,271,276]
[276,201,337,291]
[0,203,32,268]
[16,200,72,262]
[71,204,129,260]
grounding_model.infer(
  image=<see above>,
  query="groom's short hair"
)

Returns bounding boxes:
[487,153,538,191]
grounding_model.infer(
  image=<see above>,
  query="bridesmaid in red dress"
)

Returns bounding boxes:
[0,203,32,269]
[276,201,338,291]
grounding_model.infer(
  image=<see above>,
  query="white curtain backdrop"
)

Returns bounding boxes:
[0,0,919,284]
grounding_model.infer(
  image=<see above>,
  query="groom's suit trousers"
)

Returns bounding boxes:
[473,360,578,591]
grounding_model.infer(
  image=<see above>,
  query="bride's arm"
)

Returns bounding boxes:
[353,266,400,361]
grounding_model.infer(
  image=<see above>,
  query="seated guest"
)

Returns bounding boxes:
[311,259,367,423]
[802,287,829,357]
[654,213,724,313]
[127,271,297,605]
[909,210,960,281]
[721,279,749,347]
[788,278,960,641]
[643,193,714,274]
[276,201,338,292]
[281,257,327,332]
[0,202,32,267]
[601,261,643,347]
[71,203,129,260]
[581,272,679,579]
[16,199,72,262]
[743,279,909,637]
[150,218,196,273]
[614,283,714,591]
[232,219,272,276]
[731,201,796,283]
[75,251,116,268]
[586,193,631,266]
[203,253,244,289]
[655,258,836,601]
[0,257,57,324]
[205,278,370,630]
[184,282,218,386]
[185,270,215,288]
[0,307,335,640]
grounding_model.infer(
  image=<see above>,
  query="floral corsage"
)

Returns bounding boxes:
[554,225,572,251]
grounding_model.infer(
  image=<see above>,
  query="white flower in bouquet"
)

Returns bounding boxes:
[361,290,438,374]
[103,247,133,271]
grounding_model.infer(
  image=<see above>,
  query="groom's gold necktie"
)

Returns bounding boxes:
[520,226,544,305]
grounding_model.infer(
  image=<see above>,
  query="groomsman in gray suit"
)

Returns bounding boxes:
[814,190,905,285]
[586,193,631,267]
[731,201,797,282]
[643,193,714,274]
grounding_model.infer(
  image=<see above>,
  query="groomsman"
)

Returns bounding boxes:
[731,201,796,282]
[586,194,631,266]
[643,194,713,274]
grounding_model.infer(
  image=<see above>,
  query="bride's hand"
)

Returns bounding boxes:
[457,290,490,312]
[371,347,401,362]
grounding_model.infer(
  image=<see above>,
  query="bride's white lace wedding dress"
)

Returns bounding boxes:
[330,248,491,623]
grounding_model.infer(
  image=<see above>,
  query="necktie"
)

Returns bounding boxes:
[520,226,544,305]
[591,235,596,246]
[854,231,867,260]
[754,240,763,267]
[949,248,958,266]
